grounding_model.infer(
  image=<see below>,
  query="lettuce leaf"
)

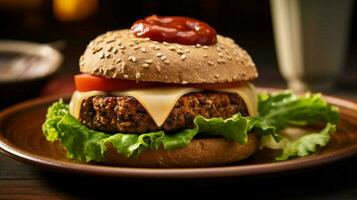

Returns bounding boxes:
[257,91,339,160]
[42,90,339,162]
[42,101,256,162]
[275,123,336,160]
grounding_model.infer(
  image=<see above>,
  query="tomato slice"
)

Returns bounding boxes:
[74,74,158,92]
[74,74,243,92]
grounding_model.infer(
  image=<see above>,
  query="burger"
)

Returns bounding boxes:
[42,15,338,167]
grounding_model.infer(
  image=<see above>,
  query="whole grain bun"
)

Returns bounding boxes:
[80,29,258,84]
[103,134,258,168]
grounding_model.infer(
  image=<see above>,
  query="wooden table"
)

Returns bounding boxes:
[1,75,357,199]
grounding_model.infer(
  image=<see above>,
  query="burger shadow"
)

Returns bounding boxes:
[38,155,357,199]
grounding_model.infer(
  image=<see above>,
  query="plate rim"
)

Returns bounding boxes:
[1,90,357,179]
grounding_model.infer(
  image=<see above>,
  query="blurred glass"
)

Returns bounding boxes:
[270,0,354,92]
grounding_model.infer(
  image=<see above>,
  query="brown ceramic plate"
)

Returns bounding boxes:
[0,90,357,179]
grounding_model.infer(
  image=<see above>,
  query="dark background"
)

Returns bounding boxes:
[0,0,356,91]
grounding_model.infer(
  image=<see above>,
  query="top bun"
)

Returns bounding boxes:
[80,29,258,84]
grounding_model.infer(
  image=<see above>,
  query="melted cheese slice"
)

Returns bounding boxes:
[69,90,106,119]
[69,83,257,127]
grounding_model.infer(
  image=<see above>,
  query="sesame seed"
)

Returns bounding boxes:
[123,74,129,79]
[106,39,115,43]
[168,46,176,51]
[154,46,160,50]
[156,52,163,57]
[133,46,140,50]
[121,62,126,73]
[227,56,232,60]
[176,50,184,55]
[105,53,110,58]
[150,44,155,48]
[180,54,187,60]
[203,45,209,49]
[182,81,188,84]
[164,60,170,64]
[140,47,146,53]
[113,48,118,54]
[156,65,161,71]
[119,45,125,50]
[218,53,224,57]
[129,43,134,47]
[108,46,113,52]
[195,44,202,48]
[160,55,167,61]
[115,58,121,63]
[203,54,208,58]
[135,72,141,79]
[145,59,153,64]
[163,42,169,46]
[92,47,103,54]
[217,58,225,64]
[143,38,150,41]
[153,41,159,44]
[214,74,220,78]
[208,61,214,66]
[99,53,105,59]
[176,44,183,49]
[184,49,190,53]
[142,63,149,68]
[129,56,137,62]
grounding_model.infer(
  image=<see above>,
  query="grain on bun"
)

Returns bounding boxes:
[80,29,258,84]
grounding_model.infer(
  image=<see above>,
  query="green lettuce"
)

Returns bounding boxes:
[42,101,256,162]
[258,91,339,160]
[42,90,339,162]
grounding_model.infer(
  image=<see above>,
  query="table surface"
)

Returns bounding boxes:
[1,75,357,199]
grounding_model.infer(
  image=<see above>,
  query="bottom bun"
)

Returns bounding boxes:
[103,134,258,168]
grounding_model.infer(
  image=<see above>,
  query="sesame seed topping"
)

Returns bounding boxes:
[176,44,183,49]
[227,56,232,60]
[163,42,169,46]
[129,43,134,47]
[208,61,214,66]
[119,45,125,50]
[123,74,129,79]
[168,46,176,51]
[214,74,220,78]
[180,54,187,60]
[217,58,225,64]
[99,53,105,59]
[92,47,103,54]
[203,45,209,49]
[176,50,184,55]
[108,46,113,52]
[153,41,159,44]
[106,39,115,43]
[145,59,153,64]
[156,52,163,57]
[218,53,224,57]
[195,44,202,48]
[115,58,121,64]
[142,63,149,68]
[184,49,190,53]
[105,53,111,58]
[113,48,118,54]
[182,81,188,84]
[156,65,161,71]
[164,60,170,64]
[140,47,146,53]
[129,56,137,62]
[135,72,141,79]
[150,44,155,48]
[203,54,208,58]
[160,55,167,61]
[133,46,140,50]
[154,46,160,50]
